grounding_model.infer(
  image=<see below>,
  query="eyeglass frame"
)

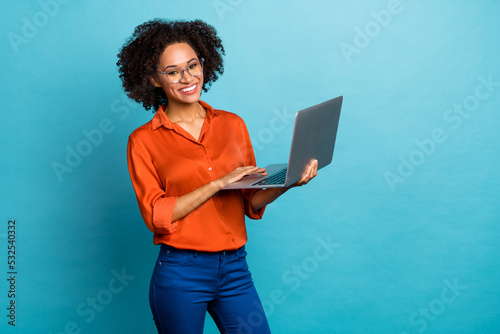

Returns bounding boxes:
[156,58,205,84]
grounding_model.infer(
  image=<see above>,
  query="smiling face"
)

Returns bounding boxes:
[151,42,204,107]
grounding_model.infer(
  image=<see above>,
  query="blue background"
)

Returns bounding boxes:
[1,0,499,333]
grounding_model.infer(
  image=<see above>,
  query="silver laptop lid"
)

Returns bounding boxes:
[284,96,343,186]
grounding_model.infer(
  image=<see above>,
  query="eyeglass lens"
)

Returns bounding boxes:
[165,60,203,83]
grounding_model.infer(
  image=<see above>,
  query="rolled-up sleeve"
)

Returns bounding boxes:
[242,188,265,219]
[127,134,179,234]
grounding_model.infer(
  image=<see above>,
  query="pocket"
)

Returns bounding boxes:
[236,248,250,272]
[240,250,247,259]
[159,248,194,266]
[238,248,248,259]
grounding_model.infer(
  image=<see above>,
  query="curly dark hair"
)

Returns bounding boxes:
[117,19,225,112]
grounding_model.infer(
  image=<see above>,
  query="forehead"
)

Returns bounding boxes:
[158,42,197,67]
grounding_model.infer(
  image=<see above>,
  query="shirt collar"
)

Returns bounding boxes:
[151,100,215,130]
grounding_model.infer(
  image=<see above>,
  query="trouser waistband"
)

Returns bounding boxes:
[160,244,245,258]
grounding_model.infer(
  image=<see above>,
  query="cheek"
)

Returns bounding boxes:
[163,82,177,96]
[199,74,205,89]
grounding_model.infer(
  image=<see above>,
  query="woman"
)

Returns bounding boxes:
[117,19,317,334]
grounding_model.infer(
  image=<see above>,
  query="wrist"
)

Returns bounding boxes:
[211,179,224,192]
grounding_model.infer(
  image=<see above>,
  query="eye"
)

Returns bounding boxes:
[189,62,199,70]
[167,69,179,76]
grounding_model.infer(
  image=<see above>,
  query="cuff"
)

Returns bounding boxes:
[152,196,179,234]
[243,189,266,220]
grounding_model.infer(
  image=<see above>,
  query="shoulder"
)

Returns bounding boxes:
[213,108,246,124]
[128,118,155,146]
[211,108,253,145]
[212,109,251,139]
[129,120,151,137]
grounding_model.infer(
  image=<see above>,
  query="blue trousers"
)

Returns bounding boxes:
[149,244,272,334]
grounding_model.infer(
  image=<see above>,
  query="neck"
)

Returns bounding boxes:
[165,101,205,123]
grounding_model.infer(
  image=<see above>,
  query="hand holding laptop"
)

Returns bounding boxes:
[289,158,318,188]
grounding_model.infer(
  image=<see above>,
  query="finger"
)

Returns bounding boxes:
[246,167,267,174]
[232,166,258,177]
[238,166,260,174]
[302,162,317,183]
[240,165,259,171]
[311,162,318,176]
[298,166,311,185]
[239,167,267,178]
[308,162,315,176]
[308,160,318,178]
[309,159,318,173]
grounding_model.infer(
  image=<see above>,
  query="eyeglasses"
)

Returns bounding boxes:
[157,58,204,84]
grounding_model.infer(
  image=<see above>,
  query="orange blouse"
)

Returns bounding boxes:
[127,100,265,252]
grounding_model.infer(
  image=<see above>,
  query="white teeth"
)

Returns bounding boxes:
[180,84,196,92]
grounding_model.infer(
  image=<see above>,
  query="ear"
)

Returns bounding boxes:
[150,75,161,88]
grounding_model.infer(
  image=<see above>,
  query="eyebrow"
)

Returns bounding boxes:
[162,58,198,71]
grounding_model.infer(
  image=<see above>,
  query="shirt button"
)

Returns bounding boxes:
[221,216,225,220]
[231,238,235,242]
[208,167,213,171]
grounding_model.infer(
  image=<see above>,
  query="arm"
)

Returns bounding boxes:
[128,133,268,233]
[173,165,267,222]
[250,187,289,212]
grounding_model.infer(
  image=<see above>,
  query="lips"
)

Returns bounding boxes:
[179,84,198,94]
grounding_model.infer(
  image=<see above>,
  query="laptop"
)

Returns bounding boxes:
[221,95,343,189]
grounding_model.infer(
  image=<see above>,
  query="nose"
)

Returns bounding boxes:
[180,69,195,83]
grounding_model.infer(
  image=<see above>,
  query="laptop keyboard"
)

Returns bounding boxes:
[252,168,287,186]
